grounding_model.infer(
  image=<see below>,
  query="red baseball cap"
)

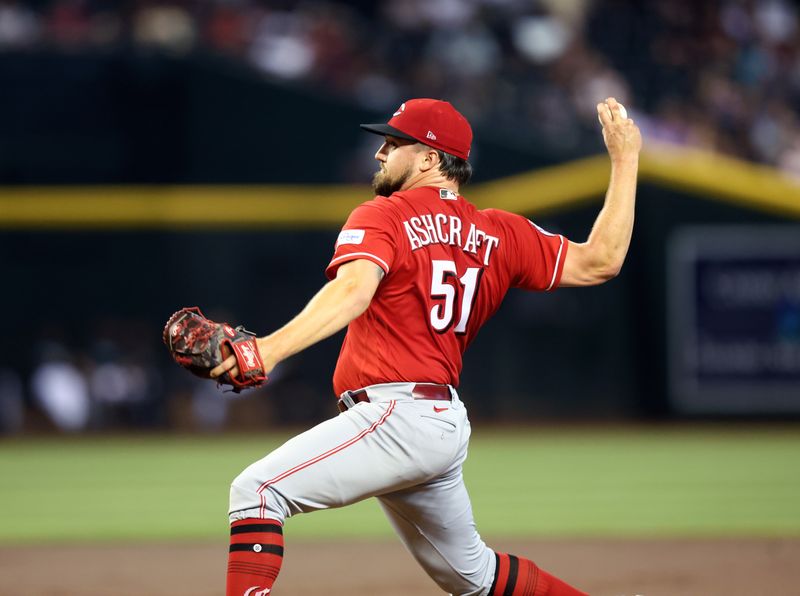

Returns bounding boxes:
[360,98,473,160]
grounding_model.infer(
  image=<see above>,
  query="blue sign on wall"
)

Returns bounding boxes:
[668,226,800,414]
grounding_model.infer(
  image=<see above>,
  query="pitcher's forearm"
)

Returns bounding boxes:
[586,155,639,273]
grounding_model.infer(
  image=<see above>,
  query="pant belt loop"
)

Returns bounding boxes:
[338,391,357,411]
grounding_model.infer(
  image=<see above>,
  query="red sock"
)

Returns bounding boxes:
[490,552,588,596]
[226,518,284,596]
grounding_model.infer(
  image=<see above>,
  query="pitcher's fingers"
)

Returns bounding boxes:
[211,354,237,379]
[597,101,612,125]
[607,97,628,120]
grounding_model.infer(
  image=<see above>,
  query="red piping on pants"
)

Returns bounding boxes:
[257,400,397,519]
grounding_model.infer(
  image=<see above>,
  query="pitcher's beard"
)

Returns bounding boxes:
[372,165,412,196]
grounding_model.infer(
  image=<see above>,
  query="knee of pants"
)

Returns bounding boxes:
[429,545,496,596]
[437,572,490,596]
[229,470,288,524]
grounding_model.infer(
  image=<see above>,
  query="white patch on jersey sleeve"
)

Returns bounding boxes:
[336,229,366,246]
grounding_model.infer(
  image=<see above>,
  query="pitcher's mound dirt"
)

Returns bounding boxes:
[1,537,798,595]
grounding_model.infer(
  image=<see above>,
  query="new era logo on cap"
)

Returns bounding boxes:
[360,98,473,160]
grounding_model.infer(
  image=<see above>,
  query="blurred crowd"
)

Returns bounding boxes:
[1,319,170,434]
[1,314,339,434]
[1,0,800,176]
[0,319,277,434]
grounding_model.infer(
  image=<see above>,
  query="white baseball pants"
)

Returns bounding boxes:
[229,383,497,595]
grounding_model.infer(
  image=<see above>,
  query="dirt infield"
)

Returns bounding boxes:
[2,537,798,595]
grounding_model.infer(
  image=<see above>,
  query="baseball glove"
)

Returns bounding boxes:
[163,307,267,392]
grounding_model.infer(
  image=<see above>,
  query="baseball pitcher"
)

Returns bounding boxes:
[164,96,641,595]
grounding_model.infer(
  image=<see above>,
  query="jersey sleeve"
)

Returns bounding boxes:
[496,211,568,291]
[325,199,400,280]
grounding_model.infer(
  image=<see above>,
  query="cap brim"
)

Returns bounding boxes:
[360,123,418,142]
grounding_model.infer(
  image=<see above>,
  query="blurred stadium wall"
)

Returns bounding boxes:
[1,8,800,433]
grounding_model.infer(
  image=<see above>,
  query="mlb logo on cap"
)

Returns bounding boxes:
[360,98,473,160]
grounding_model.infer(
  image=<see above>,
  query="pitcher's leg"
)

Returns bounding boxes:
[230,400,402,523]
[227,400,428,596]
[379,468,587,596]
[379,467,495,596]
[226,518,284,596]
[489,552,588,595]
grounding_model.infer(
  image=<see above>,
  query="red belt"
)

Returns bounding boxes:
[337,384,451,413]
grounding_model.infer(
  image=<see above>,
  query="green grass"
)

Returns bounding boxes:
[0,426,798,544]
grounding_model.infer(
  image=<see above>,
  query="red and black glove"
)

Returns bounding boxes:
[163,307,267,392]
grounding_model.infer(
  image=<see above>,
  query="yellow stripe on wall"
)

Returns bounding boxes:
[1,144,799,229]
[470,154,610,214]
[0,185,369,229]
[639,143,800,218]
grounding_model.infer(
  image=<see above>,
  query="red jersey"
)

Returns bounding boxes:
[325,186,568,396]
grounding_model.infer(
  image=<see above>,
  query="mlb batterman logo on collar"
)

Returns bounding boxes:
[360,98,473,160]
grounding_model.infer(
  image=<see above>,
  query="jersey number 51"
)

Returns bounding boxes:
[430,260,483,334]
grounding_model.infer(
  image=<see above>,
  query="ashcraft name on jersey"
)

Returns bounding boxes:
[402,214,500,266]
